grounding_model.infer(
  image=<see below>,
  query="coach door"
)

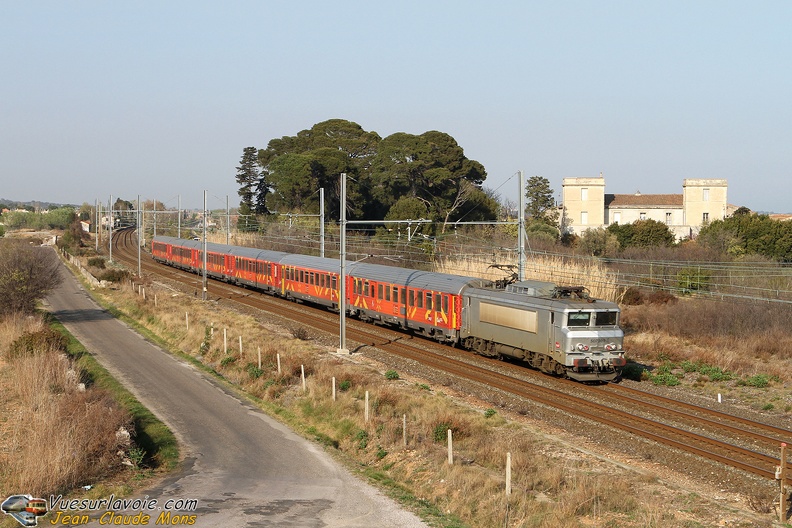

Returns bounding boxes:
[436,293,451,329]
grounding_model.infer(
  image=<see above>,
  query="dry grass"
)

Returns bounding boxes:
[436,252,622,303]
[83,273,774,526]
[622,299,792,382]
[0,317,132,496]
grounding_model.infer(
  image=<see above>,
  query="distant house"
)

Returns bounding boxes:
[80,220,91,233]
[561,176,738,240]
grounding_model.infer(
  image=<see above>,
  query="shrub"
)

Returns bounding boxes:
[354,430,369,449]
[650,372,681,386]
[97,268,130,282]
[484,408,497,418]
[338,379,352,391]
[621,287,644,305]
[433,423,453,443]
[220,355,237,367]
[246,363,264,379]
[698,365,732,382]
[87,257,106,269]
[646,290,677,305]
[291,326,310,340]
[0,239,63,314]
[739,374,771,388]
[620,362,645,381]
[7,328,68,359]
[385,369,399,380]
[677,267,711,293]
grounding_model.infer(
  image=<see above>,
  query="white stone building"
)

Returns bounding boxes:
[561,176,734,240]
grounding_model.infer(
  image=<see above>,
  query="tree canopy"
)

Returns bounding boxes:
[245,119,497,227]
[607,219,676,249]
[525,175,558,226]
[697,213,792,262]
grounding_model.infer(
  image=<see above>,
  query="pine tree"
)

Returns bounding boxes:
[235,147,260,213]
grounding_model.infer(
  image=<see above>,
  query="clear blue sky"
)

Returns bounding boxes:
[2,1,790,212]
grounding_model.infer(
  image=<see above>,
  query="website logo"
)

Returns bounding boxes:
[1,495,48,527]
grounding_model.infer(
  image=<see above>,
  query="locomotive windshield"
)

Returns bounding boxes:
[567,312,591,327]
[594,311,619,326]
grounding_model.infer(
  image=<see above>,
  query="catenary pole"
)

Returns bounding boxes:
[338,174,348,354]
[202,190,208,301]
[518,170,526,282]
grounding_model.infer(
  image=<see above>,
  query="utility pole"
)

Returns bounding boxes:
[518,170,526,282]
[202,190,208,301]
[338,174,348,354]
[109,195,113,263]
[137,194,141,278]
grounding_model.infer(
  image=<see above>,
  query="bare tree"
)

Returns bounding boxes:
[0,240,62,315]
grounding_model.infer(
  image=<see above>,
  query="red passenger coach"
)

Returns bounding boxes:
[280,254,340,308]
[345,263,489,343]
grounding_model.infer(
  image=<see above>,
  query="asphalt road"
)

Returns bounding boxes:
[44,253,427,528]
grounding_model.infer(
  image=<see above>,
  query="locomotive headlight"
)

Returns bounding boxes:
[604,343,617,351]
[576,343,589,352]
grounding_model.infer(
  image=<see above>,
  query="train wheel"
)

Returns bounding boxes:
[554,362,566,377]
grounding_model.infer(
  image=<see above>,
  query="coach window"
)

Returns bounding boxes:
[442,295,449,313]
[396,287,403,304]
[378,284,384,300]
[364,280,370,296]
[416,291,423,308]
[385,285,391,301]
[425,292,433,310]
[435,293,442,311]
[332,276,337,290]
[408,290,414,307]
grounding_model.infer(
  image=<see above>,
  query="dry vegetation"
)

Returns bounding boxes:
[435,252,622,303]
[0,314,133,497]
[80,275,767,527]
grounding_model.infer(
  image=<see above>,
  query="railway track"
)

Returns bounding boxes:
[109,228,791,484]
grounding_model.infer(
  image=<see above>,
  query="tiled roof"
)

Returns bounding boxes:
[605,193,683,207]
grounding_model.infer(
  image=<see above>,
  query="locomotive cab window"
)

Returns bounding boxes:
[567,312,591,327]
[594,311,618,326]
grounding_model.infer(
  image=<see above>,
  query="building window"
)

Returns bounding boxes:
[581,211,588,224]
[665,212,672,224]
[703,212,709,222]
[581,188,588,201]
[639,212,646,220]
[613,212,621,224]
[703,188,710,201]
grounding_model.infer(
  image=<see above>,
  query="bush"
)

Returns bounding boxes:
[97,268,130,282]
[87,257,106,269]
[677,267,711,293]
[7,328,68,359]
[739,374,772,388]
[385,369,399,380]
[620,362,645,381]
[338,379,352,391]
[0,239,63,315]
[621,287,643,305]
[650,372,681,386]
[646,290,677,305]
[220,355,237,367]
[246,363,264,379]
